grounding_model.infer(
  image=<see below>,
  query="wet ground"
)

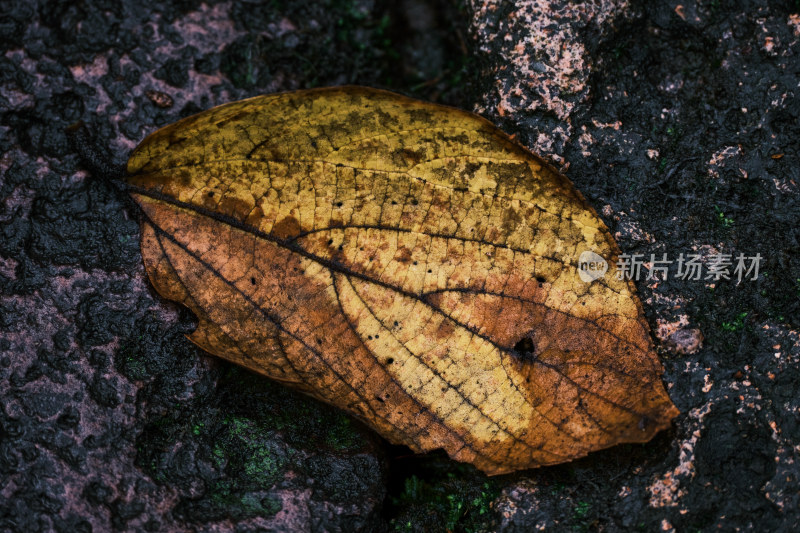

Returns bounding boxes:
[1,0,798,531]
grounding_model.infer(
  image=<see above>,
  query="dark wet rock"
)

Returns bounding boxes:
[665,328,704,355]
[467,0,631,163]
[21,392,69,420]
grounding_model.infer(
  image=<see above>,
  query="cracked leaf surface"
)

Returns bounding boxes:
[126,86,678,475]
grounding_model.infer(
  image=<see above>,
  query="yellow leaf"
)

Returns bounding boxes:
[126,86,678,475]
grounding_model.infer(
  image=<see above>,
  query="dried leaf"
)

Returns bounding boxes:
[126,87,678,475]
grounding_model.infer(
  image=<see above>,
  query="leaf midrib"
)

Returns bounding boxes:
[130,184,658,426]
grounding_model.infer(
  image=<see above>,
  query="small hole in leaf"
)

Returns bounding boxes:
[250,277,256,285]
[375,395,384,403]
[535,276,546,283]
[514,337,535,353]
[512,336,537,363]
[386,357,394,365]
[208,191,215,197]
